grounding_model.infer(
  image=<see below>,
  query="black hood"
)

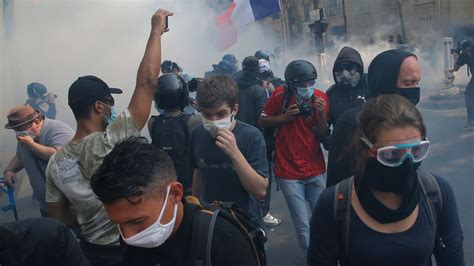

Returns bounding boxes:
[332,46,364,82]
[367,49,416,99]
[237,71,261,89]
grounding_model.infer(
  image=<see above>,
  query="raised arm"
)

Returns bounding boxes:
[128,9,173,130]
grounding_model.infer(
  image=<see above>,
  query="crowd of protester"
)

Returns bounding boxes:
[0,7,470,266]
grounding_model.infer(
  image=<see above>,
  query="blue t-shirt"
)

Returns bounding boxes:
[307,174,465,266]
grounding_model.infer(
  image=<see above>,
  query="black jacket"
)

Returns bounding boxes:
[327,49,416,187]
[0,218,91,266]
[326,47,367,127]
[235,72,267,128]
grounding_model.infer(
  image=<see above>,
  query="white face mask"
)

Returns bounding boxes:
[201,112,234,137]
[119,185,178,248]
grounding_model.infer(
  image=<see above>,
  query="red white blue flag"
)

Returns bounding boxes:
[216,0,281,51]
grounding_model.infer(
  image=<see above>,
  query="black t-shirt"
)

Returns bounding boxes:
[307,175,465,266]
[123,201,259,266]
[190,121,268,215]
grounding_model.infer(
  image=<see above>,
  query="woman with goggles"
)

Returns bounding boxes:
[308,94,464,266]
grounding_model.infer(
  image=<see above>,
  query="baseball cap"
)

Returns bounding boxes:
[68,75,123,108]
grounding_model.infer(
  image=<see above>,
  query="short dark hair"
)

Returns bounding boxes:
[91,137,177,205]
[196,75,237,109]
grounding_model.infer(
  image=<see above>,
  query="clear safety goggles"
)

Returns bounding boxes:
[361,135,430,167]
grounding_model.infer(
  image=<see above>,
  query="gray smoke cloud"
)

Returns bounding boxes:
[0,0,469,160]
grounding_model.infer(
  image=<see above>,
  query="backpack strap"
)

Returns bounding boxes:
[188,196,220,266]
[417,169,444,246]
[334,176,353,265]
[178,113,192,145]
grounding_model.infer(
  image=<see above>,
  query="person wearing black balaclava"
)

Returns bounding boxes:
[326,46,368,127]
[308,94,465,266]
[327,49,421,187]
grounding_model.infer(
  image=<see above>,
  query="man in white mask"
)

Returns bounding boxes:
[91,137,260,265]
[190,75,269,228]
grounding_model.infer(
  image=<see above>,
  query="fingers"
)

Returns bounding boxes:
[151,9,174,33]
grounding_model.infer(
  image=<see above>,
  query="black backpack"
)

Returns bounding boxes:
[334,169,444,265]
[150,113,193,193]
[186,196,267,266]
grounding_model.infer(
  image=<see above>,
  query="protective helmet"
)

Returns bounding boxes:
[254,50,273,61]
[284,60,318,85]
[217,60,236,75]
[27,82,48,99]
[222,54,238,65]
[154,74,189,110]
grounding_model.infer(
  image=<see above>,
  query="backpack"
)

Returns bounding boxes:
[334,169,444,265]
[186,196,267,266]
[150,113,193,192]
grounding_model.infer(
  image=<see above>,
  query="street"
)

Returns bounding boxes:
[1,94,473,266]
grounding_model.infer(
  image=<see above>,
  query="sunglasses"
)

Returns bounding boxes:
[361,135,430,167]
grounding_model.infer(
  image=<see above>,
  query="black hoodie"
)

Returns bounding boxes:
[235,71,267,128]
[326,46,368,126]
[327,49,416,187]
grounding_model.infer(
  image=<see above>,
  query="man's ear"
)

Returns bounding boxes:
[94,101,106,114]
[233,104,239,115]
[169,182,183,204]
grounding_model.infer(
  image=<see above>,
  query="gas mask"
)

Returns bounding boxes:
[334,70,361,88]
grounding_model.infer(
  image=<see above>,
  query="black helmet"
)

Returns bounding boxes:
[154,74,189,110]
[222,54,238,65]
[284,60,318,85]
[27,82,48,99]
[217,60,236,75]
[254,50,273,61]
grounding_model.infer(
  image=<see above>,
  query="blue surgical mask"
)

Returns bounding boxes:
[100,102,117,125]
[108,106,117,125]
[295,86,314,101]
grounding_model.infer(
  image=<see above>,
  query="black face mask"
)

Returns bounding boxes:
[395,87,420,105]
[355,158,422,224]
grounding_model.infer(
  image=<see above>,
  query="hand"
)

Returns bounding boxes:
[2,170,17,188]
[313,97,326,113]
[281,104,300,122]
[46,93,56,104]
[215,129,241,161]
[17,135,35,146]
[151,9,173,34]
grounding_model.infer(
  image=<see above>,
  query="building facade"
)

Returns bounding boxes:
[264,0,474,52]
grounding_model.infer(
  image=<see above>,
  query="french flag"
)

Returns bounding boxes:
[216,0,281,51]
